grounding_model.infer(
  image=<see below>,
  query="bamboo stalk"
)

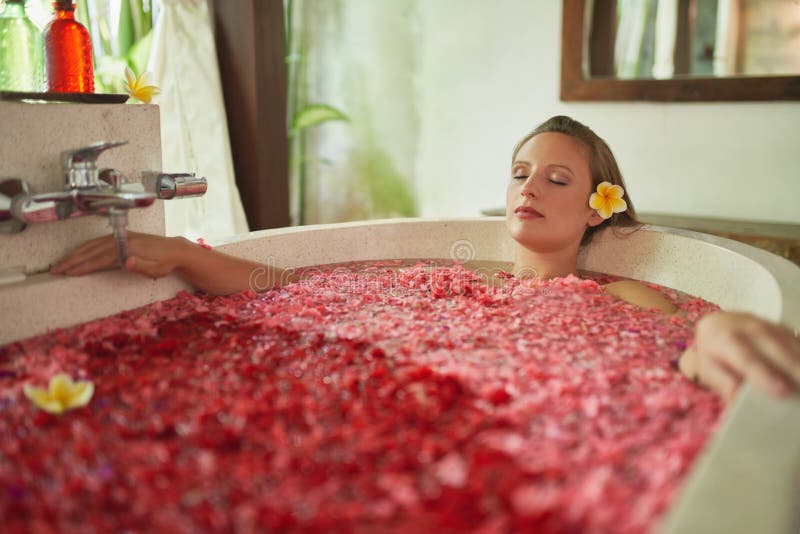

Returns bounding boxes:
[296,1,309,226]
[75,0,92,31]
[141,0,152,35]
[128,0,143,42]
[97,16,112,58]
[118,0,134,56]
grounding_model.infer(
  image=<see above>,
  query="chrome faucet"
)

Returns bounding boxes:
[0,141,207,267]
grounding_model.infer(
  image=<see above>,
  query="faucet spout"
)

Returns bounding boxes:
[109,207,130,268]
[1,141,209,269]
[3,185,155,227]
[74,187,156,212]
[1,141,153,237]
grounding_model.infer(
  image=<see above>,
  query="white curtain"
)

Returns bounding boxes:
[147,0,249,241]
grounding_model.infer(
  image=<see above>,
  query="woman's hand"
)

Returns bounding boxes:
[50,231,190,280]
[680,311,800,403]
[51,232,279,295]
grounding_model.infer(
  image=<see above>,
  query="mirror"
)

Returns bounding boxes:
[561,0,800,101]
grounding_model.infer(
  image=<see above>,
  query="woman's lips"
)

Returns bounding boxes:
[514,206,544,219]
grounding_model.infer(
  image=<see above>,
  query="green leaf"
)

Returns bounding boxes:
[129,0,145,41]
[75,0,91,30]
[118,0,134,57]
[94,55,129,94]
[97,17,113,58]
[284,0,293,56]
[291,104,349,136]
[353,146,418,218]
[127,30,153,76]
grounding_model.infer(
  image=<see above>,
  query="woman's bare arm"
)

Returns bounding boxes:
[601,281,800,401]
[51,231,296,296]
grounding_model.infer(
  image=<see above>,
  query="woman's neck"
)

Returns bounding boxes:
[512,245,580,280]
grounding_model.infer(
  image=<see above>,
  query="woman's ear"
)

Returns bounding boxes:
[587,210,605,228]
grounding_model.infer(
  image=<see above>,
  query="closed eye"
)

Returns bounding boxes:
[512,174,567,185]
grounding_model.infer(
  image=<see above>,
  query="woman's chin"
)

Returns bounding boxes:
[508,226,548,250]
[508,225,580,254]
[507,218,546,239]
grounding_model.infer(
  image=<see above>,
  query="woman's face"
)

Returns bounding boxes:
[506,132,603,253]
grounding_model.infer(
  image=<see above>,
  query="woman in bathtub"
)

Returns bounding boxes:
[52,115,800,404]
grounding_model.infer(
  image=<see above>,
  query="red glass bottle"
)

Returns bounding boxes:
[43,0,94,93]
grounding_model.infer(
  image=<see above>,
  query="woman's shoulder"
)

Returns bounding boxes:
[601,280,678,314]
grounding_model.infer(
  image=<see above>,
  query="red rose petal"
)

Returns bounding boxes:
[0,262,721,532]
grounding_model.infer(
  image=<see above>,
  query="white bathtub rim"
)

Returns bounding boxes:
[212,216,800,329]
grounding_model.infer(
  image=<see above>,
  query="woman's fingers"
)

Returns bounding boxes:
[61,248,119,275]
[712,331,793,396]
[694,312,800,399]
[746,326,800,390]
[696,355,742,404]
[50,231,170,278]
[51,235,115,274]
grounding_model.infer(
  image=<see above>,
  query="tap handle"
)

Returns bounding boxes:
[156,173,207,199]
[62,141,128,188]
[98,169,125,191]
[0,178,30,234]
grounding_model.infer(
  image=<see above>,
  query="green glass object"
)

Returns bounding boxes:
[0,0,45,92]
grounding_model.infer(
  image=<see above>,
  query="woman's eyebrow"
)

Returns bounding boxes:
[511,161,576,178]
[512,161,574,173]
[547,164,575,176]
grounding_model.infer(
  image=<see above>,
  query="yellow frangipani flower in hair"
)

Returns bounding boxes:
[589,181,627,220]
[124,66,160,104]
[23,373,94,415]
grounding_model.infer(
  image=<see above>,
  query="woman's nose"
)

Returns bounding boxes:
[520,175,539,198]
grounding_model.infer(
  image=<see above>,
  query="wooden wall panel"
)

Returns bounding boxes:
[211,0,289,230]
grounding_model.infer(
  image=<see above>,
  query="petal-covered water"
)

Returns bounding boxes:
[0,262,722,533]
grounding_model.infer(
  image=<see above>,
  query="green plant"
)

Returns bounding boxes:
[284,0,349,225]
[73,0,154,93]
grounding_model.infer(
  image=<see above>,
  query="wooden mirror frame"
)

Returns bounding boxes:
[561,0,800,101]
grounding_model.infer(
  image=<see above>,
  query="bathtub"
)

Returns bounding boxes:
[2,217,799,533]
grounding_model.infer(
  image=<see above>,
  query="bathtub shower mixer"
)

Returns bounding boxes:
[0,141,207,267]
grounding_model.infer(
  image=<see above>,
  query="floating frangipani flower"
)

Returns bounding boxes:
[589,181,627,220]
[124,66,160,104]
[23,373,94,414]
